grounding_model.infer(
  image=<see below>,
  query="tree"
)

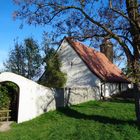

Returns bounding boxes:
[4,38,42,80]
[24,38,42,79]
[38,36,67,88]
[13,0,140,123]
[39,52,67,88]
[3,42,26,76]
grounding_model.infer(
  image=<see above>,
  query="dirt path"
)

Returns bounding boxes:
[0,122,13,132]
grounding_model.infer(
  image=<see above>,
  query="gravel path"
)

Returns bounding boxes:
[0,122,13,132]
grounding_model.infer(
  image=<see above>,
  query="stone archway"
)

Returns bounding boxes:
[0,72,56,123]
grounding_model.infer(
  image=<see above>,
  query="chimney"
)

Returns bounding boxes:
[100,38,113,63]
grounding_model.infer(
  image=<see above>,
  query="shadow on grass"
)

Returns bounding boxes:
[57,107,136,126]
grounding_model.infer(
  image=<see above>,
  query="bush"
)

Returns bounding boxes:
[0,82,18,110]
[0,85,10,109]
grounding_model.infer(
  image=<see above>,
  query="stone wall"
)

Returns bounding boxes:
[55,87,100,107]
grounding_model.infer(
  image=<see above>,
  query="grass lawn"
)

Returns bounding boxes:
[0,99,139,140]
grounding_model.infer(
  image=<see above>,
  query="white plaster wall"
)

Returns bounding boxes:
[58,40,128,98]
[103,83,128,97]
[58,39,101,88]
[0,72,56,123]
[63,87,101,105]
[103,83,119,97]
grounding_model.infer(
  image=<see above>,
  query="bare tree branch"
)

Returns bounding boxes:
[109,0,138,28]
[118,35,134,47]
[53,5,133,60]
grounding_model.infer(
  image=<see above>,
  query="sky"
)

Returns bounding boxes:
[0,0,46,70]
[0,0,126,71]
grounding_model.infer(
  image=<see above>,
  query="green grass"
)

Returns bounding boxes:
[0,100,139,140]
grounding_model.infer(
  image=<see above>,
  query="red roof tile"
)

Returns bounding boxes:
[66,37,129,83]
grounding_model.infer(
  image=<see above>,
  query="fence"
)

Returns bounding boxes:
[0,110,11,121]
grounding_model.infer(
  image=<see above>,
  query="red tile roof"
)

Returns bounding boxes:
[66,37,129,83]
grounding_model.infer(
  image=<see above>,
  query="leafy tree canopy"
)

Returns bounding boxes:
[4,37,42,80]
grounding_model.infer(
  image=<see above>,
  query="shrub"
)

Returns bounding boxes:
[39,49,67,88]
[0,82,18,110]
[0,85,10,109]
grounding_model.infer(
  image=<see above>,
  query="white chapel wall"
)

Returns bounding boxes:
[58,39,101,88]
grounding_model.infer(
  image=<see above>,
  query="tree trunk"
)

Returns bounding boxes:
[134,83,140,124]
[126,0,140,58]
[126,1,140,124]
[132,58,140,124]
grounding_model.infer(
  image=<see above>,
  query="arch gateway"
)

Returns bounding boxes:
[0,72,56,123]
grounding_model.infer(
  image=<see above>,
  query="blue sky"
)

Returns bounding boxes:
[0,0,126,70]
[0,0,46,70]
